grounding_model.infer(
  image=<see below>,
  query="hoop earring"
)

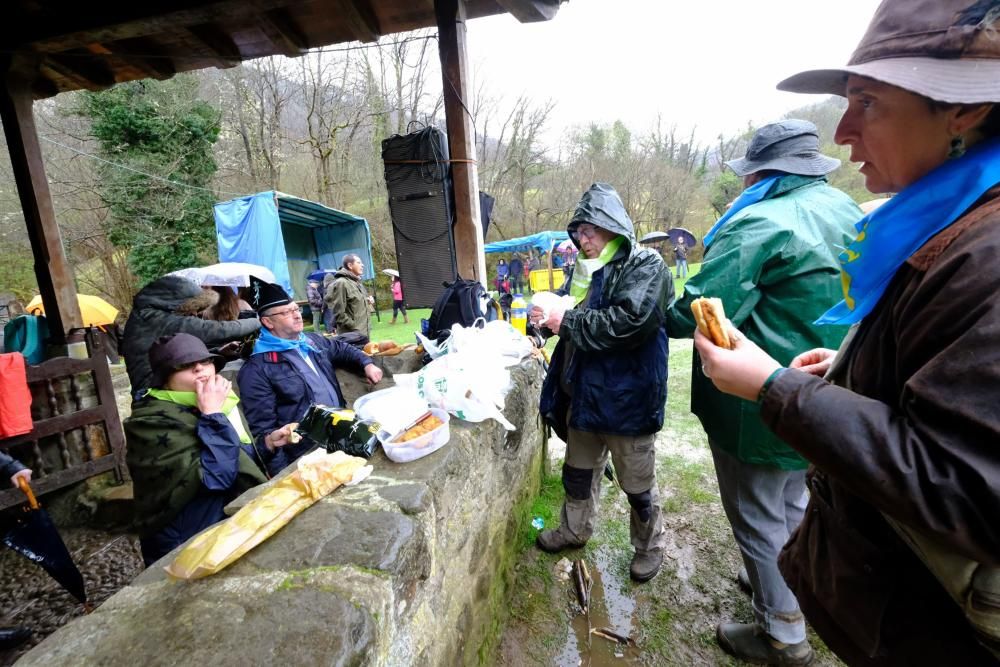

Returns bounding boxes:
[949,135,966,159]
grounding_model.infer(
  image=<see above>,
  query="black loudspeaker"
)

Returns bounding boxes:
[382,127,457,308]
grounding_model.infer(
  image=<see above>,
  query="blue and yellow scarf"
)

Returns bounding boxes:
[818,140,1000,325]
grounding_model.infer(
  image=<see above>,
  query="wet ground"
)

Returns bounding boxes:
[497,341,846,666]
[0,527,143,666]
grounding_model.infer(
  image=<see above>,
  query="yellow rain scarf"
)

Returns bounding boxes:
[569,235,624,305]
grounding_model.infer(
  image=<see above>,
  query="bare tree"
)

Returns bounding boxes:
[227,58,290,190]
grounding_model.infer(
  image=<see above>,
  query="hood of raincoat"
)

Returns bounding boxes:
[132,275,212,314]
[567,183,635,253]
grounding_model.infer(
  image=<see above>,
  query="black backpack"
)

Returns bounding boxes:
[427,277,499,342]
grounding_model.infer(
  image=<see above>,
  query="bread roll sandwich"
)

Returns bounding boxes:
[691,297,734,350]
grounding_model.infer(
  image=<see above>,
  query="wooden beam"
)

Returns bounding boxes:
[0,71,83,341]
[259,9,310,57]
[40,53,116,91]
[30,76,60,99]
[435,0,485,285]
[20,0,292,54]
[101,38,177,80]
[185,23,242,68]
[494,0,561,23]
[333,0,382,43]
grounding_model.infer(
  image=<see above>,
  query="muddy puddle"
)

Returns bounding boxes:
[555,547,642,666]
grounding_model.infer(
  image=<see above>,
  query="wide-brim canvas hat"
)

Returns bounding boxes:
[778,0,1000,103]
[149,333,225,388]
[726,120,841,177]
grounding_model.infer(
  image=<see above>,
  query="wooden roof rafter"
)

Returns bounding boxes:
[5,0,563,100]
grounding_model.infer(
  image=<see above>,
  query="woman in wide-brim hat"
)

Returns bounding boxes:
[696,1,1000,664]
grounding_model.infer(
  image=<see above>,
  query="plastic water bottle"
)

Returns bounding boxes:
[511,294,527,335]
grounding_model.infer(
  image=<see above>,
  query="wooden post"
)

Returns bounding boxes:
[0,69,83,342]
[547,240,555,290]
[435,0,487,285]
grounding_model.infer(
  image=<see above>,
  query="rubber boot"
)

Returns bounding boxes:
[628,490,665,582]
[737,566,752,595]
[537,466,603,553]
[716,623,814,665]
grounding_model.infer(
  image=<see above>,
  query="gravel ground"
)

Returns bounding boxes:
[0,527,144,666]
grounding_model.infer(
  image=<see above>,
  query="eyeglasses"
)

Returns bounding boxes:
[571,224,600,241]
[264,305,301,318]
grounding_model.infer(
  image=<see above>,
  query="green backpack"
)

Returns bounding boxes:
[3,314,48,364]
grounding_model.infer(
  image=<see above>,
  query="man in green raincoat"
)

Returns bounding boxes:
[666,120,861,665]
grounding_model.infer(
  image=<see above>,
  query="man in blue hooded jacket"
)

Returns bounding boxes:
[531,183,673,582]
[237,277,383,475]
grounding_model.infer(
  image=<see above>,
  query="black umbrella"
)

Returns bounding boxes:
[667,227,698,248]
[639,231,669,245]
[307,268,337,282]
[3,479,87,604]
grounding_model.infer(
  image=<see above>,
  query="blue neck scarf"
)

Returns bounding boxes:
[818,139,1000,325]
[252,329,318,356]
[703,175,781,247]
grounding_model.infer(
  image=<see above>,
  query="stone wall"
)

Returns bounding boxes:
[19,353,548,666]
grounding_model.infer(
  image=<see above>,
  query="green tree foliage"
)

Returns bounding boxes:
[709,171,743,217]
[0,240,38,301]
[80,75,221,284]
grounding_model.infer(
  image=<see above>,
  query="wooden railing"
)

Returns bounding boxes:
[0,331,127,510]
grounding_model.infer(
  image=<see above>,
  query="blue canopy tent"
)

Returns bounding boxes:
[484,231,570,292]
[214,191,374,301]
[484,230,568,254]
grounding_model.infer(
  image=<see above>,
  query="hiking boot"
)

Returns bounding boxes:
[0,626,31,650]
[535,528,586,553]
[629,548,663,582]
[716,622,813,666]
[737,566,752,595]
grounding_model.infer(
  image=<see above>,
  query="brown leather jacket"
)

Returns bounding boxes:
[761,189,1000,666]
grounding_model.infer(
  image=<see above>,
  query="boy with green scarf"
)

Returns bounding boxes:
[125,333,288,566]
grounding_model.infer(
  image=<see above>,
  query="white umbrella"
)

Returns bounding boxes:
[382,269,400,278]
[168,263,275,288]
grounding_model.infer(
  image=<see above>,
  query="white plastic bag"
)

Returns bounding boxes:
[353,386,428,437]
[531,291,576,329]
[448,319,533,366]
[414,330,452,359]
[394,353,515,430]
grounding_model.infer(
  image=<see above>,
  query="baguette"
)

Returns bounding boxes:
[691,297,734,350]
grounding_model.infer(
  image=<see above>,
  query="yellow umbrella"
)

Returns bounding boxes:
[26,294,119,327]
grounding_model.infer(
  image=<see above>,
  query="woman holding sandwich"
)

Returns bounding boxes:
[695,1,1000,664]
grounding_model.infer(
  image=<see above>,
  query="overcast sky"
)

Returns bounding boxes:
[465,0,882,146]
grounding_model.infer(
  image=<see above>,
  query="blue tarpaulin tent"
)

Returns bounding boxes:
[484,230,568,254]
[214,191,374,300]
